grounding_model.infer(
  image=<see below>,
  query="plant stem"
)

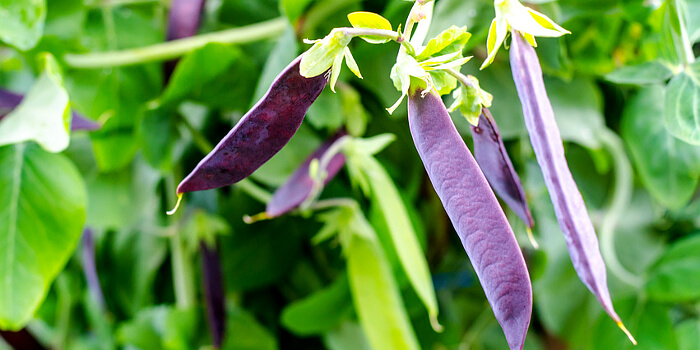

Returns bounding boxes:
[64,17,288,68]
[446,68,477,89]
[598,129,643,288]
[166,176,196,309]
[236,178,272,203]
[670,0,695,65]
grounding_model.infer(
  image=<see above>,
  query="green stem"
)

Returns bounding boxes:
[166,176,196,309]
[64,17,288,68]
[598,129,643,288]
[179,114,214,154]
[236,178,273,203]
[670,0,695,65]
[86,0,163,8]
[446,68,477,89]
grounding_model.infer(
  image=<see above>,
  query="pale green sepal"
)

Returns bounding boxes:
[329,52,344,92]
[480,17,507,70]
[503,1,566,38]
[343,47,363,79]
[301,29,352,78]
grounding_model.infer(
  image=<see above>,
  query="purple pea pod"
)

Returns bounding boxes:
[509,31,635,342]
[176,55,328,194]
[0,89,101,131]
[200,242,226,349]
[470,108,534,228]
[408,89,532,350]
[81,228,106,311]
[166,0,206,41]
[164,0,206,80]
[266,131,347,218]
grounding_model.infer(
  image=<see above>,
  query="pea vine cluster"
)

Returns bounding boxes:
[167,0,638,349]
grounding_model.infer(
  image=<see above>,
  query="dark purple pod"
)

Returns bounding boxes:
[0,89,101,131]
[408,89,532,350]
[509,31,632,338]
[266,131,347,217]
[200,242,226,349]
[176,55,328,194]
[164,0,206,80]
[0,329,46,350]
[470,108,534,228]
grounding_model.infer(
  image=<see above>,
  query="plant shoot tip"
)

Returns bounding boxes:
[166,194,183,215]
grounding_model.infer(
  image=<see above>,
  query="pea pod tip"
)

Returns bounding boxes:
[616,321,637,346]
[166,194,183,216]
[429,312,443,333]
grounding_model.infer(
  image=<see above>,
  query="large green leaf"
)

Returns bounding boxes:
[646,234,700,302]
[605,61,675,85]
[677,319,700,350]
[622,85,700,210]
[344,210,420,350]
[664,62,700,145]
[0,55,70,153]
[280,275,353,335]
[0,0,46,50]
[0,143,86,330]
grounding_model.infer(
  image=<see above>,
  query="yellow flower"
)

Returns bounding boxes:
[480,0,570,69]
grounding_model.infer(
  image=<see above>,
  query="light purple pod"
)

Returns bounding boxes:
[266,131,347,218]
[408,89,532,350]
[166,0,206,41]
[509,32,623,326]
[176,55,328,194]
[0,89,101,131]
[470,108,534,228]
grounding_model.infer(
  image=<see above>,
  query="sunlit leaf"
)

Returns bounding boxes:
[0,143,86,329]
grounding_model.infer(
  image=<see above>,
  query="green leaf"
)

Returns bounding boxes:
[280,0,314,22]
[664,65,700,145]
[324,322,372,350]
[117,306,199,350]
[416,25,471,61]
[360,156,441,330]
[428,70,458,96]
[0,143,86,329]
[646,234,700,302]
[677,319,700,350]
[0,0,46,50]
[344,211,420,350]
[139,106,183,172]
[605,61,675,85]
[161,43,256,109]
[223,305,278,350]
[281,275,353,335]
[623,85,700,210]
[347,11,392,44]
[0,54,70,153]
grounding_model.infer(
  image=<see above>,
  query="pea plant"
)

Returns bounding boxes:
[0,0,699,349]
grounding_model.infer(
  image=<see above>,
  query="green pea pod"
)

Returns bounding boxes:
[508,30,635,343]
